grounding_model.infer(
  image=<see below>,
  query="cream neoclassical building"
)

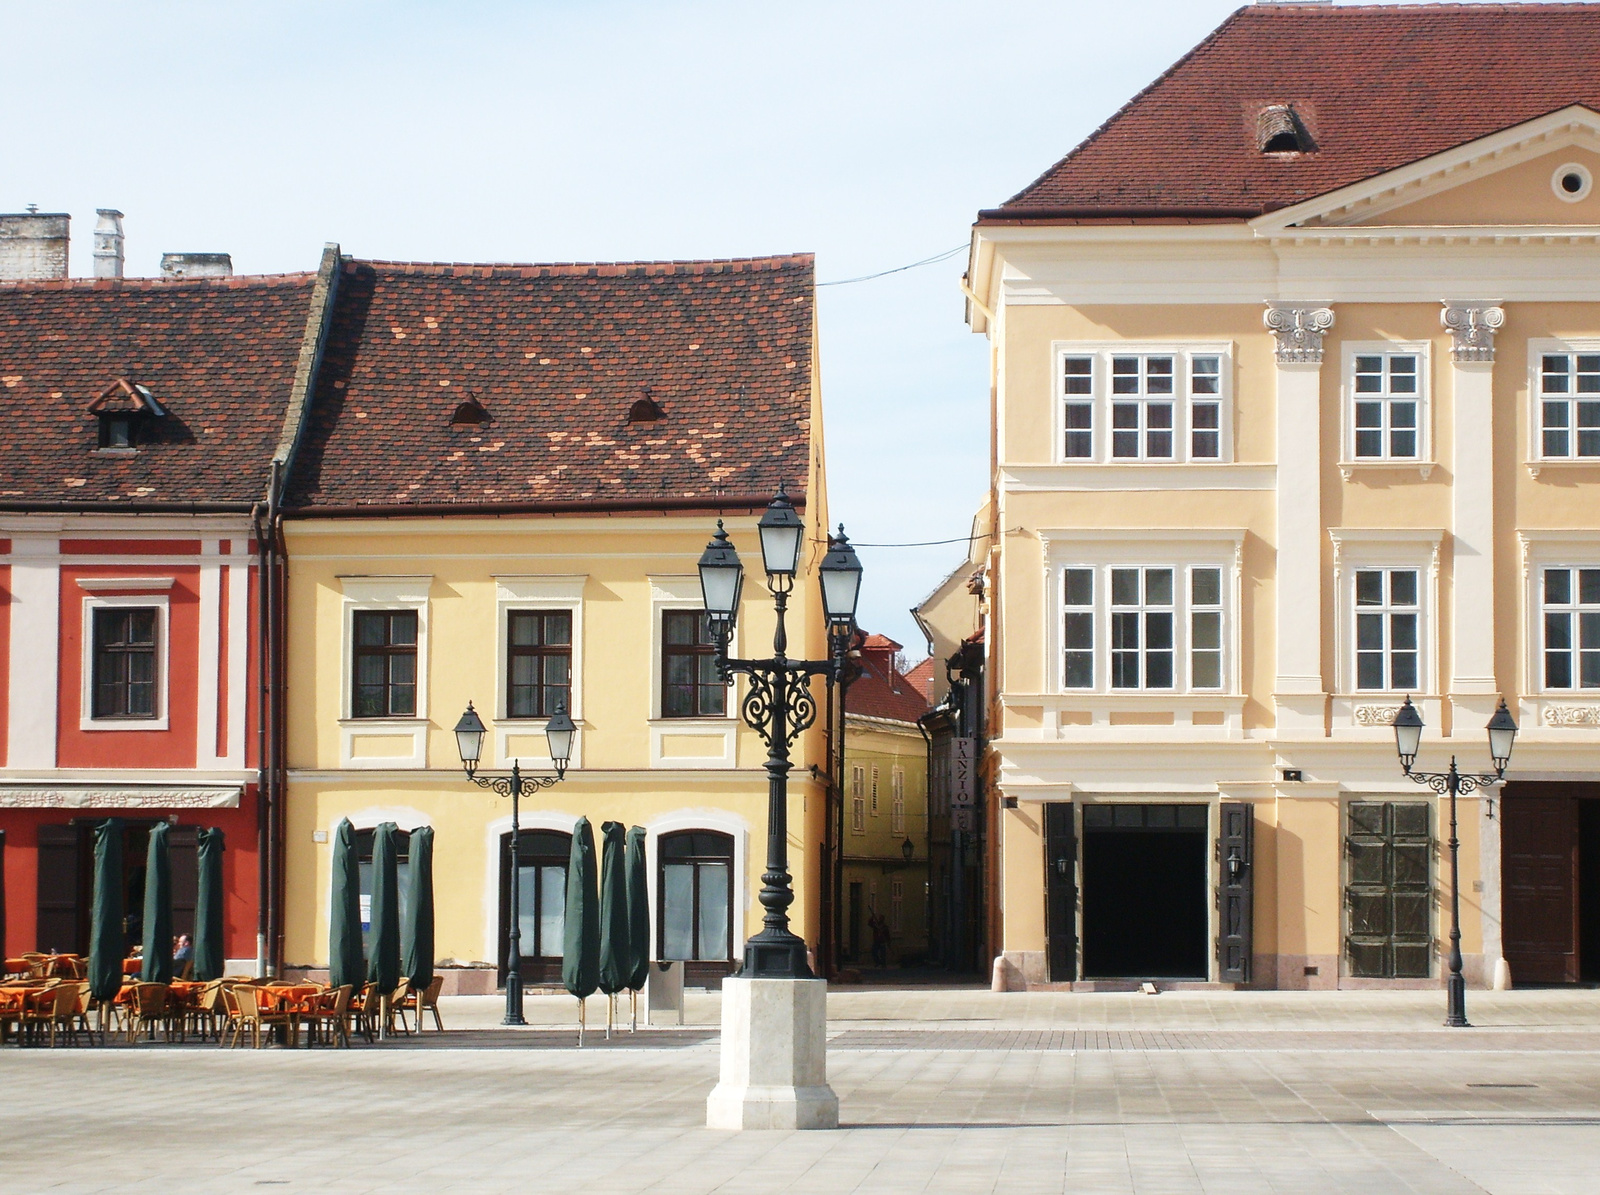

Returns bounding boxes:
[966,2,1600,990]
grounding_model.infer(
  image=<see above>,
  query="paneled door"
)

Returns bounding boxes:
[1346,801,1432,979]
[1503,795,1579,984]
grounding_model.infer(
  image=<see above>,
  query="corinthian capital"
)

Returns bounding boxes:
[1441,302,1505,363]
[1264,303,1335,365]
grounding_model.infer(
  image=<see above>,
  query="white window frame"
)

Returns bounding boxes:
[80,592,171,732]
[1341,342,1431,467]
[1043,532,1243,697]
[1351,567,1423,693]
[1052,342,1234,465]
[494,575,586,769]
[1537,564,1600,693]
[850,766,866,834]
[1329,531,1440,698]
[337,576,432,770]
[890,767,905,834]
[1530,339,1600,463]
[648,576,737,770]
[890,878,904,933]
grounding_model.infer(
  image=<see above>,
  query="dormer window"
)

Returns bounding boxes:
[87,377,166,452]
[1257,104,1313,155]
[626,395,663,424]
[449,397,489,427]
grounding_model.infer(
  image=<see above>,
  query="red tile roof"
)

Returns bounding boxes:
[286,255,815,511]
[986,4,1600,221]
[903,656,935,702]
[847,633,931,725]
[0,274,316,507]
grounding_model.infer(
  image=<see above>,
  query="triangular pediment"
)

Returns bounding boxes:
[1254,105,1600,233]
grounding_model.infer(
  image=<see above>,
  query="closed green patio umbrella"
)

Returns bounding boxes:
[403,825,436,994]
[329,819,364,991]
[598,822,628,1038]
[88,820,125,1031]
[140,822,173,984]
[193,828,226,982]
[367,823,402,994]
[562,817,600,1045]
[624,825,650,1031]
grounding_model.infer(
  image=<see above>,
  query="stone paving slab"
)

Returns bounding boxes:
[5,989,1600,1193]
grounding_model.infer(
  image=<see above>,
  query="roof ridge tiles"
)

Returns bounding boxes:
[0,271,315,292]
[347,252,814,278]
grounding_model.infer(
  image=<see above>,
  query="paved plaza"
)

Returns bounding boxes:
[5,987,1600,1193]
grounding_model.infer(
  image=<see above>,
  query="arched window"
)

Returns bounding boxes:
[499,829,570,983]
[658,830,734,966]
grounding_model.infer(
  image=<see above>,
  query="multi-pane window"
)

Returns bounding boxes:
[1062,564,1227,692]
[1063,568,1095,688]
[92,607,157,719]
[1542,567,1600,689]
[661,610,726,718]
[1111,356,1176,460]
[1354,569,1419,691]
[1111,567,1175,689]
[870,766,879,815]
[890,878,904,933]
[659,830,732,962]
[1063,357,1093,458]
[890,768,905,834]
[851,766,866,834]
[1060,350,1226,463]
[1539,353,1600,458]
[1189,568,1224,689]
[352,610,418,717]
[1352,353,1421,459]
[506,830,569,966]
[506,610,571,718]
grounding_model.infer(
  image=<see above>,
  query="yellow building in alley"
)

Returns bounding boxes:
[275,254,829,991]
[966,5,1600,991]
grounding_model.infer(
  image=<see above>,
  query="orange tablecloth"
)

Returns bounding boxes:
[256,986,324,1014]
[0,985,56,1014]
[122,959,142,976]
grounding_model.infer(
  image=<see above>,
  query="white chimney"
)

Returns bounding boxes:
[93,209,125,279]
[160,252,233,279]
[0,210,70,280]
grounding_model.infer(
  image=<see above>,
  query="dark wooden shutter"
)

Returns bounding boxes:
[168,825,200,942]
[36,824,84,955]
[1217,802,1253,984]
[1044,802,1077,982]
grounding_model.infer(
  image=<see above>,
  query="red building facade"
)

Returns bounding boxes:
[0,243,339,970]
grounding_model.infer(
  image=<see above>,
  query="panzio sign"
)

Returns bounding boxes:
[950,737,976,828]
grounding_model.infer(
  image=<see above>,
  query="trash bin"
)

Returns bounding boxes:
[646,960,684,1026]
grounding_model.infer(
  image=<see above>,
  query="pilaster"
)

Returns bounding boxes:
[1266,304,1334,733]
[6,537,59,768]
[1443,302,1505,725]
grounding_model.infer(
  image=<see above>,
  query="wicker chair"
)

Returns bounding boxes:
[20,981,65,1046]
[303,984,353,1048]
[188,980,225,1042]
[224,985,292,1050]
[346,982,380,1044]
[128,982,173,1044]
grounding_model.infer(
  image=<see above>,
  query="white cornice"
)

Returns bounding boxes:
[1001,464,1275,492]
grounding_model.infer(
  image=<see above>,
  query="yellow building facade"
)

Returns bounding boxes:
[274,254,830,989]
[965,6,1600,991]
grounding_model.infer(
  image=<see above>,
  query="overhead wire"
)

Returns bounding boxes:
[816,244,967,287]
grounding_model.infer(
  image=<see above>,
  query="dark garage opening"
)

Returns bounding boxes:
[1082,803,1208,980]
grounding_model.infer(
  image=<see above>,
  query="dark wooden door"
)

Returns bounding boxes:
[1346,801,1432,978]
[1218,802,1254,983]
[1044,803,1076,982]
[1503,795,1579,984]
[168,826,200,944]
[36,824,85,954]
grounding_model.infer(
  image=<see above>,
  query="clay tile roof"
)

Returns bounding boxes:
[986,4,1600,221]
[0,274,317,506]
[285,254,815,511]
[847,637,932,725]
[904,656,936,701]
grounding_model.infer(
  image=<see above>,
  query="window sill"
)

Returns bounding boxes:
[80,716,169,732]
[1526,459,1600,479]
[338,716,427,726]
[1337,460,1435,482]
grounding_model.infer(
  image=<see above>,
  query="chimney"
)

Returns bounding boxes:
[160,252,233,279]
[93,209,125,279]
[0,209,70,280]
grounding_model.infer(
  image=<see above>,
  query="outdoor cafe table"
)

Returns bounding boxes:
[248,986,326,1047]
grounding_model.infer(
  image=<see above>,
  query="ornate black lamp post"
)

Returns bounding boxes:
[453,700,576,1025]
[1391,695,1518,1027]
[697,487,863,978]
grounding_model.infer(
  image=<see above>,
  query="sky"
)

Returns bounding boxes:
[2,0,1260,652]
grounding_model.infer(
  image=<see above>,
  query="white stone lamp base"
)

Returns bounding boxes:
[706,976,839,1130]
